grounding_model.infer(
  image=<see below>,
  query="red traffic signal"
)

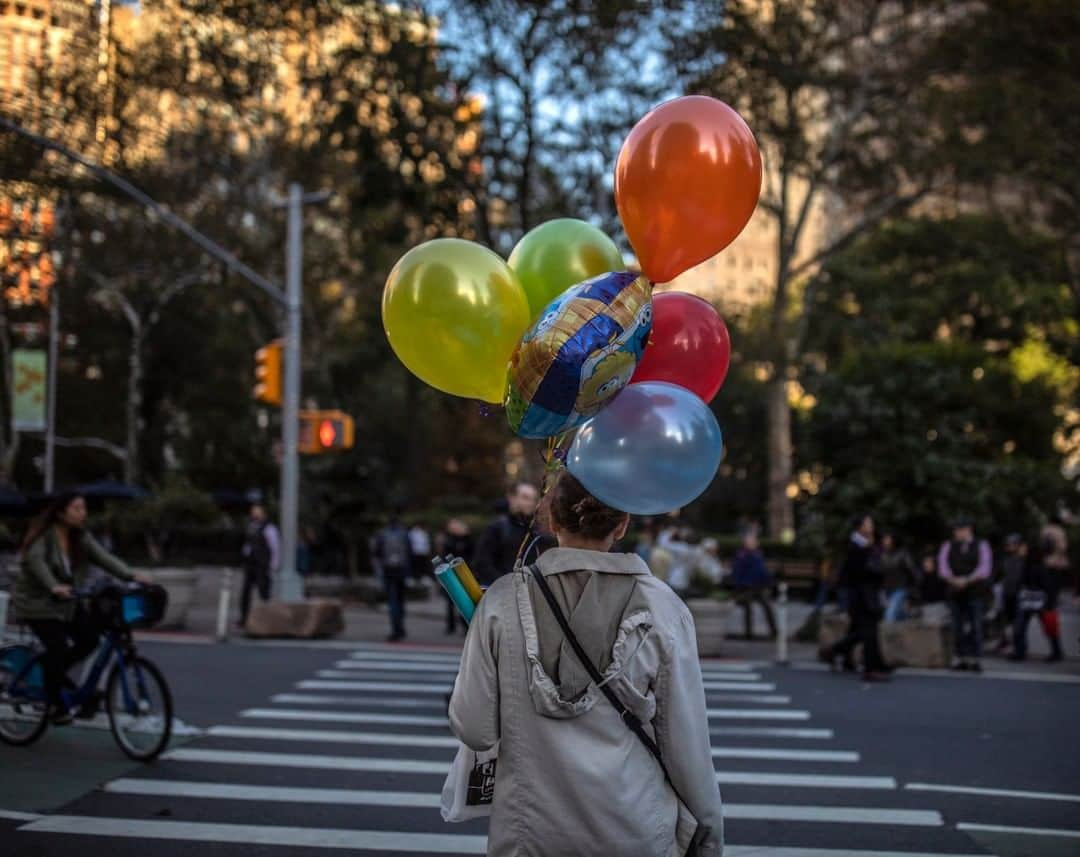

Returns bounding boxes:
[298,410,355,454]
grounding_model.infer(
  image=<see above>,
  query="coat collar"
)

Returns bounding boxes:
[535,547,651,577]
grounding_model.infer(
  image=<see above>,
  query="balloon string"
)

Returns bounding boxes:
[514,434,569,570]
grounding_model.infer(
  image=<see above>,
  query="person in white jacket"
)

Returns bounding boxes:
[449,470,724,857]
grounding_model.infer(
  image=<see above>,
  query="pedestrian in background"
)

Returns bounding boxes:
[239,503,279,628]
[938,517,992,672]
[408,521,432,584]
[821,514,890,681]
[472,481,548,585]
[994,533,1026,654]
[731,528,777,639]
[372,513,412,642]
[879,531,918,622]
[436,518,474,635]
[1011,536,1064,662]
[918,551,946,605]
[658,526,698,596]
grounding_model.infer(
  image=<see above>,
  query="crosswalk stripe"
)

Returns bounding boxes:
[725,850,983,857]
[716,771,897,789]
[711,728,833,739]
[166,748,896,789]
[712,748,858,763]
[348,650,461,663]
[163,748,451,774]
[726,804,940,825]
[206,725,459,748]
[17,816,487,853]
[704,682,777,691]
[705,694,791,704]
[957,822,1080,839]
[299,680,450,693]
[333,660,460,673]
[241,708,448,727]
[905,782,1080,803]
[707,709,810,720]
[102,780,929,827]
[271,693,446,709]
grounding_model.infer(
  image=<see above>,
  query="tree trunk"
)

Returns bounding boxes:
[766,377,794,539]
[126,328,142,484]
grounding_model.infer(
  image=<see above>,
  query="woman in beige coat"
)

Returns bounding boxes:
[449,471,723,857]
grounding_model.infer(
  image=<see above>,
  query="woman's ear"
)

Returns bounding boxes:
[614,514,630,542]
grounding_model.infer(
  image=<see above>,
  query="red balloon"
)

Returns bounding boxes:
[631,292,730,402]
[615,96,762,284]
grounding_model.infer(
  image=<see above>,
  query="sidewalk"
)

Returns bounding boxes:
[139,566,1080,677]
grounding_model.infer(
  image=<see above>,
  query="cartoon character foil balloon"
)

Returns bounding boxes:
[505,271,652,439]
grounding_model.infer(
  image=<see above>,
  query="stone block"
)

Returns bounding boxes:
[245,598,344,639]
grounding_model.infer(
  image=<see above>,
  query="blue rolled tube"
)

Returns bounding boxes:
[435,563,476,624]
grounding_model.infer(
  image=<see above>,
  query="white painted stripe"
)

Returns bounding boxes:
[105,779,442,808]
[104,781,931,828]
[700,672,763,682]
[725,849,982,857]
[318,670,454,680]
[957,822,1080,839]
[707,694,790,704]
[18,816,487,853]
[726,804,940,826]
[163,748,451,774]
[712,748,857,763]
[271,693,446,709]
[348,650,461,663]
[712,727,833,739]
[298,680,450,693]
[716,771,896,789]
[703,682,776,691]
[164,748,893,789]
[790,661,1080,685]
[241,708,447,727]
[206,725,458,748]
[708,709,810,721]
[905,782,1080,803]
[0,808,42,822]
[333,660,459,673]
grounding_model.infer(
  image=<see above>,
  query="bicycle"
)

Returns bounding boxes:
[0,582,173,761]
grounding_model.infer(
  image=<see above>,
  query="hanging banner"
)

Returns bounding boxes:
[12,348,47,431]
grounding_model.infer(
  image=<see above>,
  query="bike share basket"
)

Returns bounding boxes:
[93,584,169,630]
[0,644,44,692]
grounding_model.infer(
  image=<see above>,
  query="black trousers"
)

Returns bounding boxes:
[240,565,272,625]
[832,599,886,672]
[27,607,101,707]
[736,586,777,639]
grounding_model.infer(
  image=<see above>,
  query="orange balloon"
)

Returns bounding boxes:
[615,96,762,285]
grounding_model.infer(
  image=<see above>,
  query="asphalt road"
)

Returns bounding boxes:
[2,638,1079,857]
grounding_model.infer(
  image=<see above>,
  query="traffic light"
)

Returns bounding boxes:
[298,409,355,454]
[254,339,283,406]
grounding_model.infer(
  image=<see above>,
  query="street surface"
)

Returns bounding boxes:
[2,638,1079,857]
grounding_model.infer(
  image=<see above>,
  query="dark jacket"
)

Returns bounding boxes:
[13,528,133,622]
[731,549,770,588]
[471,514,554,586]
[371,523,411,579]
[839,535,882,614]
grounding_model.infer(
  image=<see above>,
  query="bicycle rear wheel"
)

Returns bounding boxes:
[0,644,48,746]
[105,655,173,761]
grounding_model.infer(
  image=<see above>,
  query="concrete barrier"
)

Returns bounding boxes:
[244,599,345,639]
[139,567,200,629]
[817,610,953,668]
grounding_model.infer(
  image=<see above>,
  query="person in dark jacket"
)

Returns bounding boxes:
[938,518,992,672]
[731,529,777,639]
[995,534,1026,653]
[1010,536,1064,662]
[239,503,279,628]
[918,551,947,604]
[879,532,918,622]
[12,492,152,723]
[471,481,552,585]
[820,514,890,681]
[371,514,412,642]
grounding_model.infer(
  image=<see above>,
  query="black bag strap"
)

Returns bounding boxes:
[527,564,685,800]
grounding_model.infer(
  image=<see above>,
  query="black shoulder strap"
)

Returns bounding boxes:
[527,564,683,798]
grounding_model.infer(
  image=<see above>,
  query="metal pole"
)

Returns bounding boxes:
[277,183,303,602]
[776,581,789,665]
[43,198,66,493]
[216,567,234,642]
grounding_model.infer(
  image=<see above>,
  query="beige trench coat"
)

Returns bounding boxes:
[449,547,724,857]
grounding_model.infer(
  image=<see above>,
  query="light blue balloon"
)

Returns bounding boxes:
[567,381,723,515]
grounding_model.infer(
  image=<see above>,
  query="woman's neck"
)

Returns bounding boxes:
[556,533,614,552]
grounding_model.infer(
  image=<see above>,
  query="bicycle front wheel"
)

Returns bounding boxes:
[0,645,48,746]
[105,655,173,761]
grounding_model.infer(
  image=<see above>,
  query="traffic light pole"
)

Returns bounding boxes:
[278,184,304,602]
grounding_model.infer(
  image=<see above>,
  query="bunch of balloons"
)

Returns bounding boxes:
[382,95,760,515]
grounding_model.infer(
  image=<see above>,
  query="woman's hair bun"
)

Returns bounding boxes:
[550,471,627,540]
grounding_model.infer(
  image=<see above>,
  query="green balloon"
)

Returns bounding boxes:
[508,218,625,320]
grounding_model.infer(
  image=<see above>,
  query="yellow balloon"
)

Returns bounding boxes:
[382,238,531,403]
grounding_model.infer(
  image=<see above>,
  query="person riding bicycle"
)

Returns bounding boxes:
[10,492,152,725]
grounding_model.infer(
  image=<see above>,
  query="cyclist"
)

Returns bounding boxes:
[10,492,152,725]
